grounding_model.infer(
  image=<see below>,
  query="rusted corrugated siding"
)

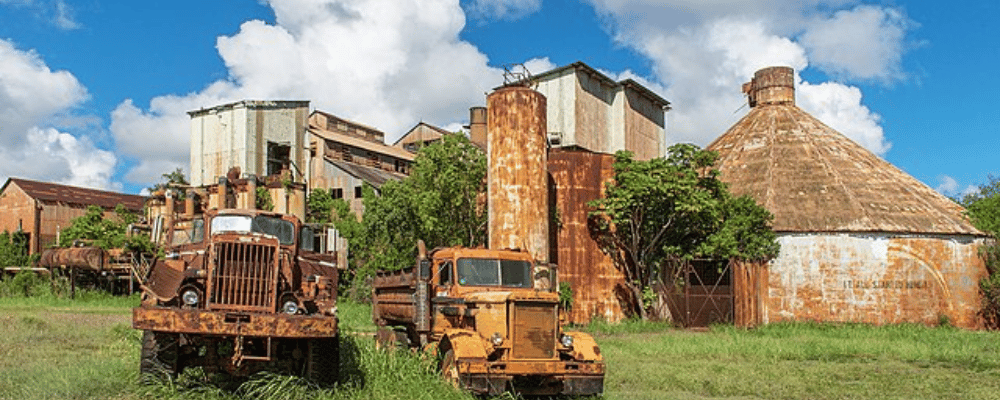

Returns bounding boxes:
[766,233,987,328]
[548,150,625,324]
[488,86,549,263]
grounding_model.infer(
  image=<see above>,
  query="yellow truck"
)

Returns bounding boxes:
[372,242,604,395]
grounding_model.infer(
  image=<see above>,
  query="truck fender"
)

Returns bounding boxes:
[439,329,489,360]
[565,332,603,362]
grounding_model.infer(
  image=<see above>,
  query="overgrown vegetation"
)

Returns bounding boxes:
[588,145,779,319]
[329,133,487,301]
[959,175,1000,328]
[147,168,190,196]
[4,298,1000,400]
[0,230,31,267]
[57,204,154,254]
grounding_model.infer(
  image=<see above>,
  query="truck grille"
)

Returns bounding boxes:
[207,241,279,312]
[511,301,556,359]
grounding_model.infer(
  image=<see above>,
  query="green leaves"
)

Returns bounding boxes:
[961,174,1000,236]
[333,133,487,300]
[58,205,138,250]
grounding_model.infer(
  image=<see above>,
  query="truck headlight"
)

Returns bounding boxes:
[181,289,200,306]
[490,332,504,346]
[282,300,299,314]
[560,334,574,348]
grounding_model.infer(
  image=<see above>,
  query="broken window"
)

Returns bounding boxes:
[267,141,291,177]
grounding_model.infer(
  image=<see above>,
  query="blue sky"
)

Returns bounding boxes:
[0,0,996,197]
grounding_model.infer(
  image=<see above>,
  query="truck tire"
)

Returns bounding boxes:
[305,335,339,387]
[140,330,180,383]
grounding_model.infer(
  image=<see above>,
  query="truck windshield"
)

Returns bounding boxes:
[210,215,295,245]
[456,258,532,288]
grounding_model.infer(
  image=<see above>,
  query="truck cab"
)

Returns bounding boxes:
[373,246,604,395]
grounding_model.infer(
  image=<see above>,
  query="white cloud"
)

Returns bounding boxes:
[936,175,959,195]
[112,0,552,187]
[0,0,81,30]
[935,175,978,198]
[799,5,909,82]
[464,0,541,21]
[53,0,80,30]
[0,39,117,190]
[797,80,888,154]
[583,0,914,153]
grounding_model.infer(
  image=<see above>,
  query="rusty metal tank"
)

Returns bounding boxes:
[487,85,549,263]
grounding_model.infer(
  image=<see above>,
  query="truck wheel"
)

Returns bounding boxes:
[140,330,180,383]
[440,349,460,389]
[305,335,339,387]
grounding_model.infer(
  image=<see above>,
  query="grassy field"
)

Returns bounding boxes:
[2,292,1000,400]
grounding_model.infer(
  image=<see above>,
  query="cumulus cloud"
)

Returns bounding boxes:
[0,39,116,189]
[111,0,554,187]
[585,0,915,154]
[464,0,542,21]
[799,5,909,82]
[935,175,978,198]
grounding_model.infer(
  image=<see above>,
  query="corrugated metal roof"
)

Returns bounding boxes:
[707,82,982,236]
[2,178,146,212]
[392,122,450,147]
[324,158,406,189]
[310,125,416,162]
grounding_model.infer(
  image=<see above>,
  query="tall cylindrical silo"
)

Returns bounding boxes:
[487,85,549,263]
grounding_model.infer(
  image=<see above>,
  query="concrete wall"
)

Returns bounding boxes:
[766,233,987,328]
[190,101,308,186]
[532,69,665,160]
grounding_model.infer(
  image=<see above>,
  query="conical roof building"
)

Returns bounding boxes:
[708,67,988,328]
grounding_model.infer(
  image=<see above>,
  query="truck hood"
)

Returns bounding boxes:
[464,290,558,304]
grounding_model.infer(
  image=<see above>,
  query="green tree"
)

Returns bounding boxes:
[58,205,138,250]
[588,145,779,320]
[307,188,336,223]
[0,230,30,267]
[333,133,487,300]
[960,175,1000,328]
[147,168,189,195]
[960,175,1000,234]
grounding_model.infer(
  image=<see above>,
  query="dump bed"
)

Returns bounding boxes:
[372,267,421,325]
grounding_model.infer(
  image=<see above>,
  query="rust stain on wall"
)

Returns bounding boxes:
[766,234,986,328]
[548,150,625,324]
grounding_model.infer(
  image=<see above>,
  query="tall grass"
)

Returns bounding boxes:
[6,295,1000,399]
[598,322,1000,400]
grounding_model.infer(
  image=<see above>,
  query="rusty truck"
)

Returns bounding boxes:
[132,206,339,385]
[372,241,604,396]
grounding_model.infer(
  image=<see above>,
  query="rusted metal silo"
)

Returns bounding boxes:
[487,86,548,263]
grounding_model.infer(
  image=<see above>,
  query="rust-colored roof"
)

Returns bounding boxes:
[707,67,982,236]
[2,178,146,212]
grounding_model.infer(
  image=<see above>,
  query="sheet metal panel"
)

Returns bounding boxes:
[548,150,625,324]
